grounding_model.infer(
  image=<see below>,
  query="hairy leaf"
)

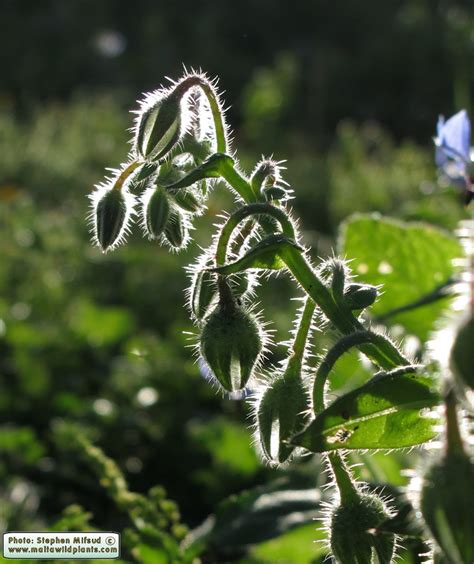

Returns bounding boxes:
[291,372,440,452]
[212,234,301,275]
[340,215,462,341]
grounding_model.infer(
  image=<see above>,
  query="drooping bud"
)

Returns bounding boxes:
[330,493,396,564]
[134,75,206,162]
[262,185,290,202]
[200,301,263,392]
[91,186,134,253]
[135,90,184,161]
[257,371,308,464]
[142,185,170,239]
[421,452,474,564]
[164,206,188,249]
[344,283,378,310]
[172,188,203,213]
[450,316,474,391]
[420,393,474,564]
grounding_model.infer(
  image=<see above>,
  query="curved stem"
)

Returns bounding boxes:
[281,247,410,371]
[313,330,398,413]
[114,161,141,191]
[219,159,260,201]
[198,81,228,154]
[287,298,316,374]
[215,203,296,266]
[328,453,359,503]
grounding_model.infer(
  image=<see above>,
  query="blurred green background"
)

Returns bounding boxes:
[0,0,473,562]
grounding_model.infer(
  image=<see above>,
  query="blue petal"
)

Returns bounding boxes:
[438,109,471,162]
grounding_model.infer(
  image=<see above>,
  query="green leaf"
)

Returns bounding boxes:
[248,522,328,563]
[339,214,462,341]
[185,480,321,554]
[291,371,440,452]
[212,234,301,275]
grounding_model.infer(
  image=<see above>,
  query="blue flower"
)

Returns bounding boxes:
[435,109,473,202]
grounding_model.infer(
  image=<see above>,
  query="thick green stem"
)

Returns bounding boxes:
[198,80,228,154]
[313,330,400,413]
[328,453,359,503]
[281,247,409,371]
[287,298,316,374]
[444,386,465,457]
[220,159,260,201]
[215,203,296,266]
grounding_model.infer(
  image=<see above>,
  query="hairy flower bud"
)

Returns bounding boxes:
[92,186,134,252]
[164,207,188,249]
[257,371,308,464]
[262,185,289,202]
[330,493,395,564]
[450,317,474,391]
[344,283,378,310]
[420,450,474,563]
[172,188,203,213]
[142,186,170,239]
[200,302,263,391]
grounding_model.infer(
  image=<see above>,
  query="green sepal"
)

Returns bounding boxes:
[191,270,217,320]
[257,373,309,464]
[421,451,474,564]
[164,207,187,248]
[263,185,289,202]
[144,186,170,239]
[212,234,302,275]
[95,188,128,252]
[344,283,378,310]
[172,189,203,213]
[292,370,440,452]
[200,304,262,392]
[136,93,182,161]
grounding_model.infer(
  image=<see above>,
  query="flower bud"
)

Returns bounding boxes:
[330,493,395,564]
[172,189,203,213]
[450,317,474,391]
[92,187,133,252]
[164,207,188,249]
[142,186,170,239]
[257,372,308,464]
[135,90,183,161]
[420,451,474,563]
[200,303,263,392]
[262,185,289,202]
[344,283,378,310]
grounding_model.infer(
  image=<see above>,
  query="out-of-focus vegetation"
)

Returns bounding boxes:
[0,1,472,562]
[0,96,466,562]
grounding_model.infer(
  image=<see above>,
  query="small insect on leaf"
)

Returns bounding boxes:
[291,371,440,452]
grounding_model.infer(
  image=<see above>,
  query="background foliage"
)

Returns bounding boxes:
[0,1,472,562]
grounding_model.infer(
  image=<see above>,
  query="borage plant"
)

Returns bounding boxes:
[89,72,474,563]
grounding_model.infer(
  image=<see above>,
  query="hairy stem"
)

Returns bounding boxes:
[328,452,359,503]
[312,330,399,413]
[114,161,141,191]
[287,297,316,374]
[281,247,410,371]
[215,203,296,266]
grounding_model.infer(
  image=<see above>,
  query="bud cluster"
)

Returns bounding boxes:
[87,70,471,563]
